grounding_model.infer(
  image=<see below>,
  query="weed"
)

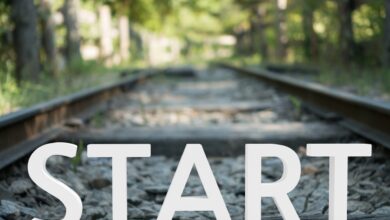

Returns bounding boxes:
[0,59,147,116]
[316,65,390,99]
[71,140,85,172]
[289,96,302,116]
[90,112,105,128]
[139,101,149,125]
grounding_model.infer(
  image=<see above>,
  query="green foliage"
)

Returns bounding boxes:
[0,2,17,114]
[124,0,248,38]
[317,65,390,98]
[89,112,105,128]
[71,140,84,171]
[0,71,18,115]
[1,0,390,115]
[128,0,171,31]
[289,96,302,116]
[353,2,384,42]
[0,1,14,83]
[0,59,131,115]
[215,54,261,67]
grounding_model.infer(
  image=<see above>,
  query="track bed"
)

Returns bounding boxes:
[0,68,389,219]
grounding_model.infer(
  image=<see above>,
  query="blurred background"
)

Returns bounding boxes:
[0,0,389,115]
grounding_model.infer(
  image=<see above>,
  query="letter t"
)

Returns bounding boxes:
[307,144,372,220]
[88,144,151,220]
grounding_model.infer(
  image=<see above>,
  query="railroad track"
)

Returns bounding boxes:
[0,69,156,169]
[216,62,390,149]
[0,65,389,219]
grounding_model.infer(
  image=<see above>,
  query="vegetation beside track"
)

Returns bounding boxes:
[1,0,390,114]
[0,61,143,115]
[217,55,390,101]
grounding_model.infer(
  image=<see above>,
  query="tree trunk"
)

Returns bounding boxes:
[62,0,81,64]
[11,0,40,82]
[255,6,269,61]
[249,18,257,55]
[39,0,58,75]
[243,31,252,55]
[99,5,113,65]
[234,30,245,55]
[384,0,390,68]
[276,0,288,60]
[337,0,355,64]
[302,2,318,61]
[119,16,130,63]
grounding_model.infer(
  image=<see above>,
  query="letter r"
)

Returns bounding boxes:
[245,144,301,220]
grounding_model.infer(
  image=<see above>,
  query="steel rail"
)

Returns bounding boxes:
[216,62,390,148]
[0,69,157,169]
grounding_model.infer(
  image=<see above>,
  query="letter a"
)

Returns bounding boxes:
[158,144,231,220]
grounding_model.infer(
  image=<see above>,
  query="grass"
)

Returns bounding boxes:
[0,59,147,116]
[3,54,389,116]
[224,54,390,101]
[289,96,302,116]
[89,112,106,128]
[71,140,84,172]
[213,54,262,67]
[316,66,390,100]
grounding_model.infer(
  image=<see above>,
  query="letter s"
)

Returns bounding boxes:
[28,142,82,220]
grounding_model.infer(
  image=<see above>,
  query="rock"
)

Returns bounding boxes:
[348,200,374,214]
[173,212,201,219]
[128,196,142,206]
[227,204,244,217]
[84,190,112,207]
[0,200,37,219]
[292,196,306,213]
[88,177,111,189]
[144,185,169,195]
[65,118,84,129]
[84,206,106,220]
[18,206,37,218]
[9,179,33,194]
[372,206,390,215]
[0,200,20,219]
[128,186,148,200]
[65,172,87,196]
[155,195,166,204]
[139,204,159,219]
[0,186,13,200]
[86,167,112,189]
[302,165,319,175]
[128,207,145,218]
[349,210,366,215]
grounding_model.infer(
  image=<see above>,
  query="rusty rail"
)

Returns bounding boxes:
[0,69,156,169]
[216,62,390,148]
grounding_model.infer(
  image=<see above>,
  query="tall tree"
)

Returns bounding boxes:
[302,1,318,61]
[249,17,257,55]
[39,0,58,75]
[99,5,113,64]
[62,0,81,63]
[384,0,390,68]
[254,5,269,61]
[11,0,40,82]
[235,0,269,58]
[233,27,246,55]
[103,0,131,63]
[275,0,288,60]
[337,0,355,64]
[119,16,130,62]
